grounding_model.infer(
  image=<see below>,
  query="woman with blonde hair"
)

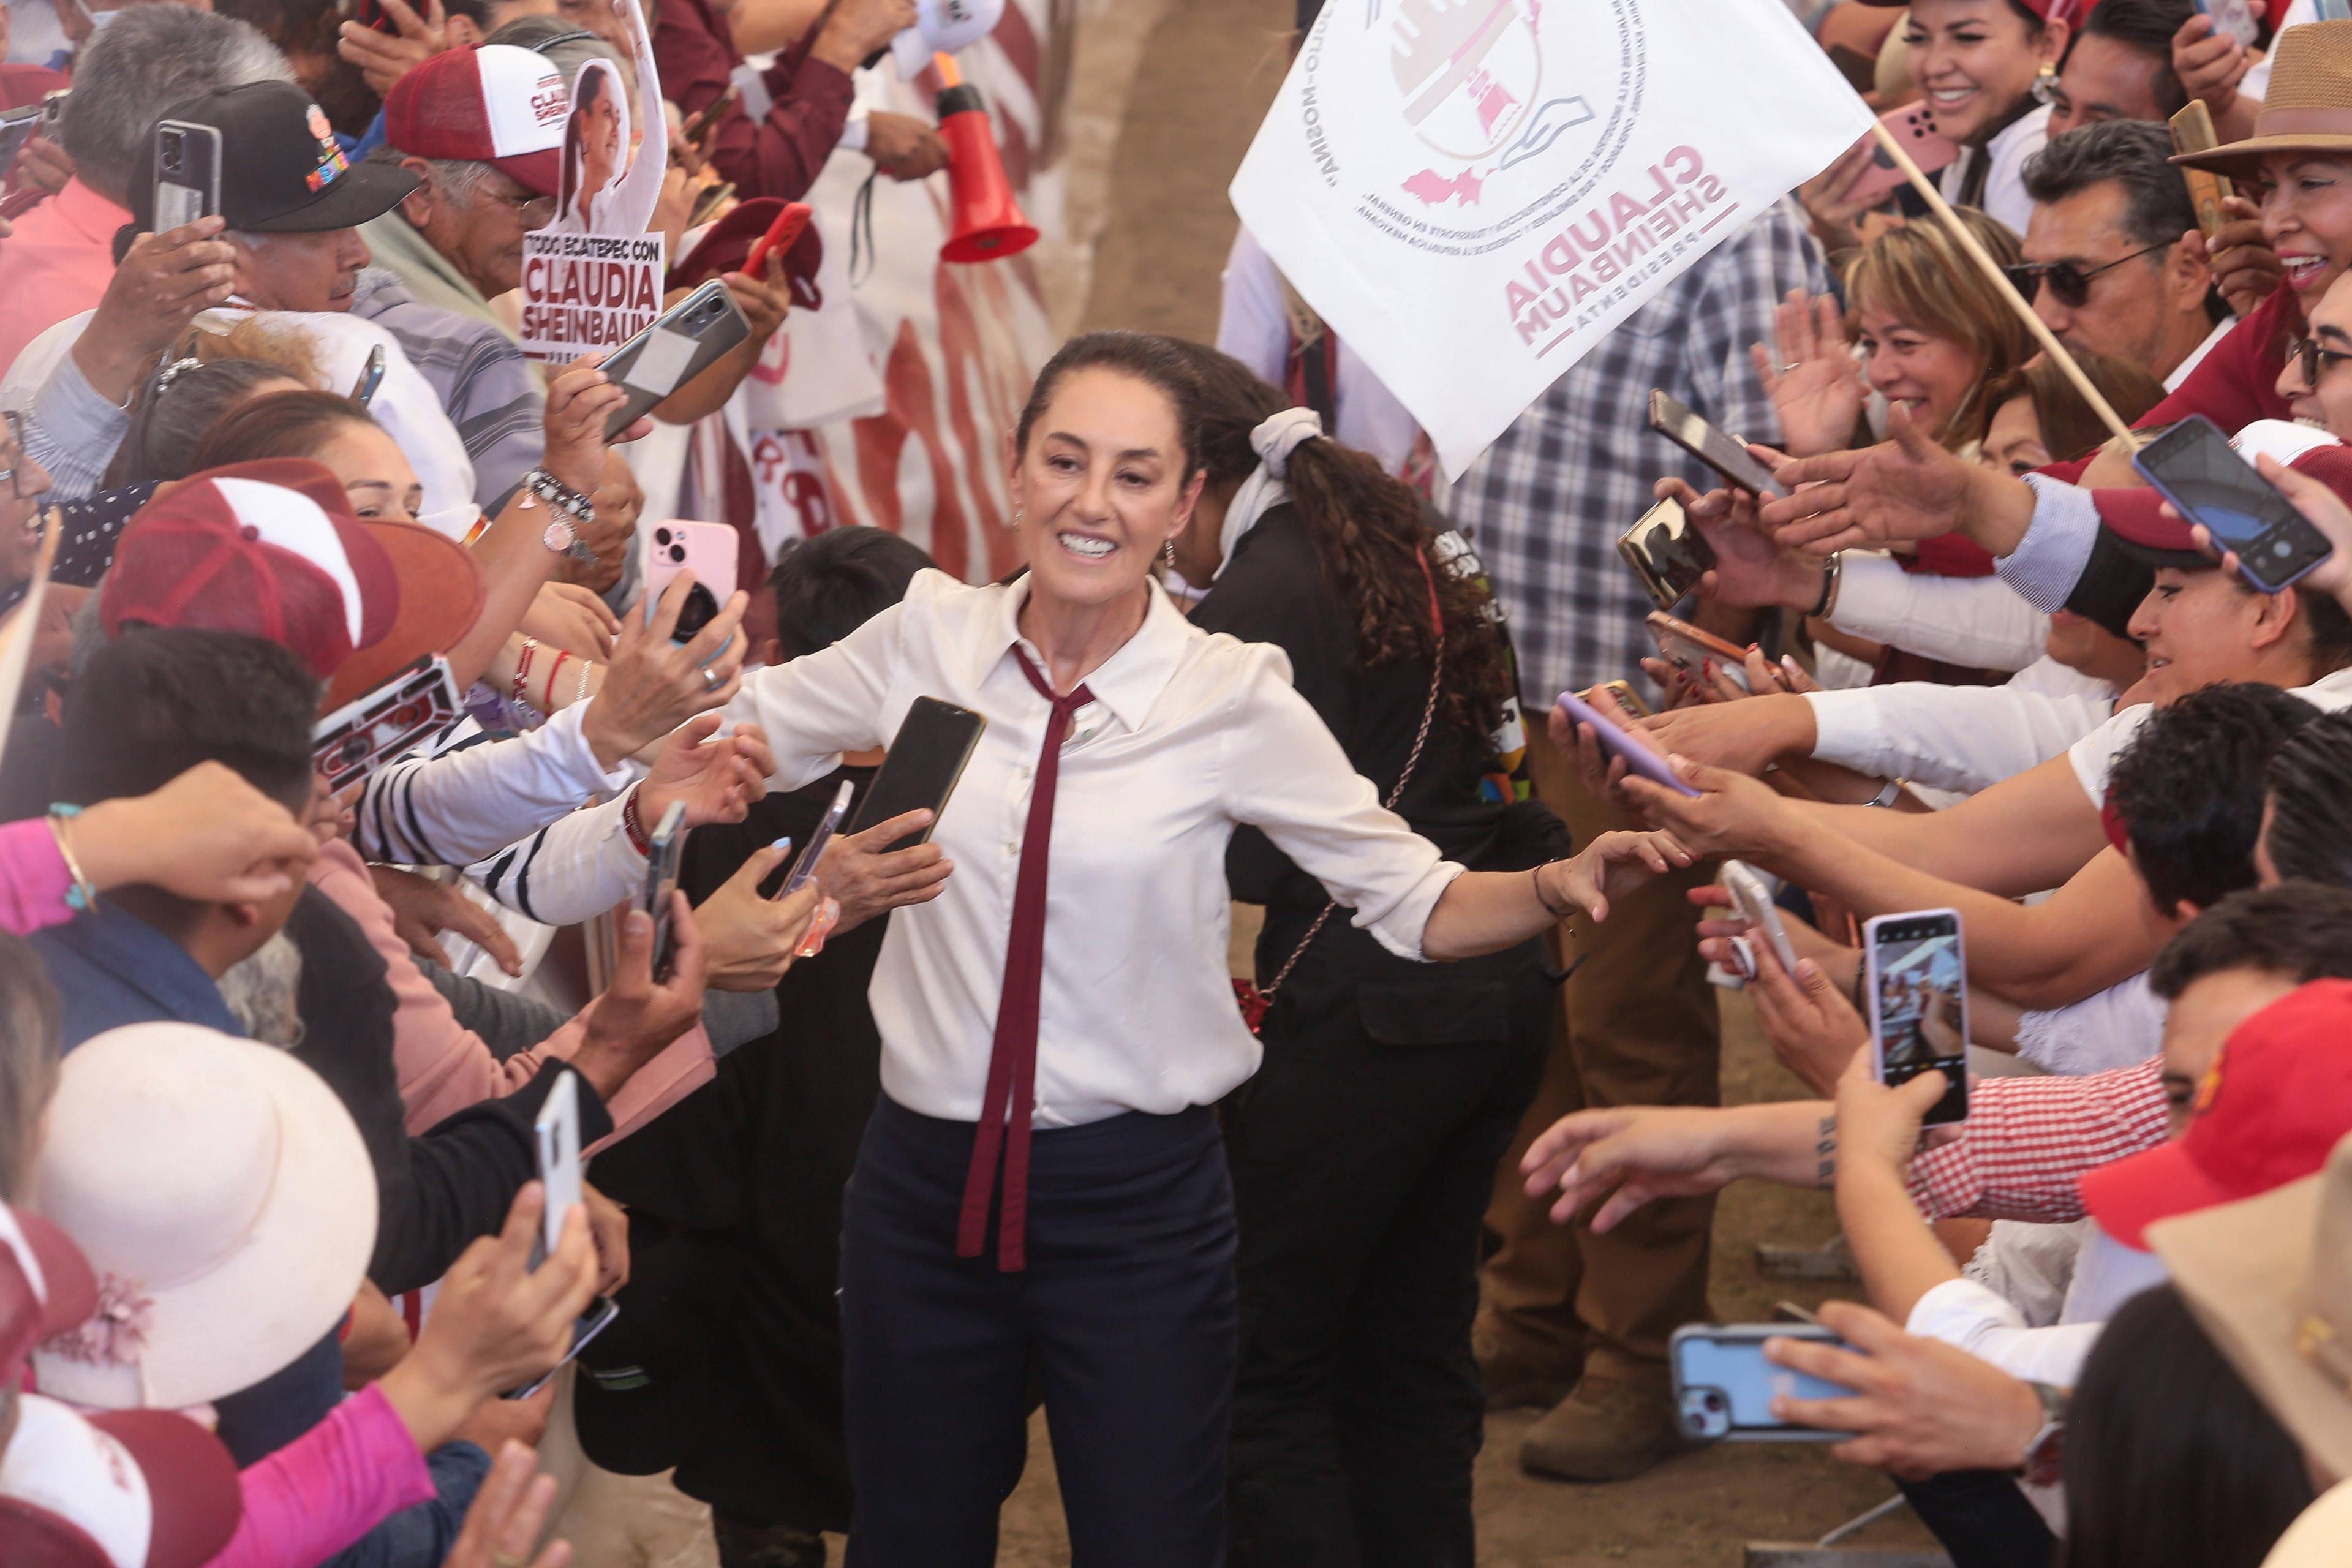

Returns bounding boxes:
[1762,206,2032,461]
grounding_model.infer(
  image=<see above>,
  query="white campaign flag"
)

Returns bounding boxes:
[1231,0,1873,478]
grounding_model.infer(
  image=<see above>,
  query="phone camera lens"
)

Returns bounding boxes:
[667,543,685,562]
[654,527,673,545]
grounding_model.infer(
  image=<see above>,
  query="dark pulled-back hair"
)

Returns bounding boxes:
[186,389,380,473]
[2108,682,2319,914]
[2079,0,2196,118]
[2063,1285,2312,1568]
[1164,338,1512,744]
[2150,882,2352,1000]
[768,526,938,662]
[2263,709,2352,889]
[1012,331,1206,483]
[55,628,320,816]
[111,361,307,487]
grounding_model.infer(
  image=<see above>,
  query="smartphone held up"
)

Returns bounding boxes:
[1863,909,1969,1127]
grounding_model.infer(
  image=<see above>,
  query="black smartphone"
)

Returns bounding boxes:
[599,281,753,439]
[349,344,386,408]
[0,108,40,182]
[681,84,739,148]
[844,697,988,854]
[1617,496,1717,611]
[1649,389,1783,497]
[2130,415,2335,593]
[153,120,224,230]
[1863,909,1969,1128]
[643,797,688,981]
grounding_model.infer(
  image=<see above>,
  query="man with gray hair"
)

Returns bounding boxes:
[2016,118,2231,390]
[0,4,292,374]
[355,43,570,512]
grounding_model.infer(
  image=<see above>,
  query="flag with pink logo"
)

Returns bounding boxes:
[1229,0,1872,478]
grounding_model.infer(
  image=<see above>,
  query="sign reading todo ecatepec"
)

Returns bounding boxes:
[1231,0,1872,478]
[521,231,666,362]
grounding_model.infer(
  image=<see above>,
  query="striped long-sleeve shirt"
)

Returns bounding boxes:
[351,269,545,512]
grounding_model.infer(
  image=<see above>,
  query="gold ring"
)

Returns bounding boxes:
[493,1555,528,1568]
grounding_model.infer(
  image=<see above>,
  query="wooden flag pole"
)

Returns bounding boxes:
[1868,118,2140,447]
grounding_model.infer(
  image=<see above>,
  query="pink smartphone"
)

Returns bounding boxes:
[644,520,739,645]
[1842,104,1962,211]
[1556,690,1701,798]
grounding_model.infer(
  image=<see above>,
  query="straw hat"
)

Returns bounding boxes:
[2175,20,2352,179]
[26,1023,376,1411]
[2150,1128,2352,1483]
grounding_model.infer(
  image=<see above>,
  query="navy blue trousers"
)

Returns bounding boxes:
[840,1096,1237,1567]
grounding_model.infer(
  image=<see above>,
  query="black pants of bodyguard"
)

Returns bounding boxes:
[1224,939,1552,1568]
[840,1095,1237,1567]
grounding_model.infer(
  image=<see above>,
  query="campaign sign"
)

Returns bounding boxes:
[521,230,666,364]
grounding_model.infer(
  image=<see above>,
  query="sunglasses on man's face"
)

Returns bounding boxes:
[2002,245,2162,309]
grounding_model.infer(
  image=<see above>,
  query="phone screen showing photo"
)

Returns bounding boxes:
[1869,914,1967,1126]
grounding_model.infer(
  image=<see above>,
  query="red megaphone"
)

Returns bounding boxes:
[935,81,1037,264]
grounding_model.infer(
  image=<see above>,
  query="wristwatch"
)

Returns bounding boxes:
[2016,1380,2067,1488]
[524,466,598,563]
[541,514,592,562]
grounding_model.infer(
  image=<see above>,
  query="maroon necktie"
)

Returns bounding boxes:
[955,647,1094,1272]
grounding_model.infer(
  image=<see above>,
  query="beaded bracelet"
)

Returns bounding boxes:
[47,804,97,911]
[621,785,650,856]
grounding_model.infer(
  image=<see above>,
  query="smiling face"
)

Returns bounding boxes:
[311,418,423,524]
[1007,366,1201,614]
[2278,271,2352,435]
[2128,567,2279,703]
[1902,0,2065,146]
[2259,151,2352,301]
[1855,307,1982,436]
[233,227,372,313]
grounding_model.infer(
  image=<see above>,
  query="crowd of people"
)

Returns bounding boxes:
[7,0,2352,1565]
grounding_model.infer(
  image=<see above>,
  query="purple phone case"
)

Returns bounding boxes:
[1556,691,1701,797]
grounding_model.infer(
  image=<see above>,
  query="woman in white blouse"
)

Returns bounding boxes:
[723,331,1687,1564]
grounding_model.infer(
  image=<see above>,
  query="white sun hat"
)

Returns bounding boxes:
[27,1022,376,1411]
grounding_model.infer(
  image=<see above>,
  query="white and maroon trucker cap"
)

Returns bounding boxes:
[383,43,568,197]
[0,1396,242,1568]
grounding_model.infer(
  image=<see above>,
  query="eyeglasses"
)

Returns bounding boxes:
[0,411,40,502]
[2290,334,2352,387]
[2002,246,2162,309]
[481,188,558,228]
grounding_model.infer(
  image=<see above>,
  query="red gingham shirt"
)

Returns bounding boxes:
[1905,1058,2168,1221]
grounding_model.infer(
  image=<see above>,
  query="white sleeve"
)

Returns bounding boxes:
[1906,1276,2107,1387]
[2015,973,2168,1079]
[720,576,914,788]
[1828,552,2050,674]
[2243,0,2316,99]
[1215,227,1293,388]
[470,791,647,925]
[352,704,638,869]
[2067,703,2155,806]
[1803,682,2114,795]
[1216,646,1463,962]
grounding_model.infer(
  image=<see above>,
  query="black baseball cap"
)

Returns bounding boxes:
[130,81,420,235]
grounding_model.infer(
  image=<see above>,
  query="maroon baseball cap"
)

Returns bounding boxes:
[100,461,484,709]
[383,45,570,199]
[2084,979,2352,1250]
[669,198,823,309]
[0,1398,242,1568]
[2095,428,2352,568]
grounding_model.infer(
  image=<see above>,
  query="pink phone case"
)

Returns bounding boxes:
[1555,691,1702,797]
[1842,104,1962,211]
[643,521,739,624]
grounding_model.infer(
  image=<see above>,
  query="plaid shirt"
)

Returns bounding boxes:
[1905,1057,2169,1223]
[1450,200,1831,704]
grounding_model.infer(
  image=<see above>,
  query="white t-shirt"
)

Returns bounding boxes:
[2068,665,2352,805]
[2241,0,2315,102]
[1940,102,2050,240]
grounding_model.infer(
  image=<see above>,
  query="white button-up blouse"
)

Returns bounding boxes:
[724,569,1465,1126]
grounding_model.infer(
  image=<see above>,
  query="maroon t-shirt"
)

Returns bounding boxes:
[654,0,856,203]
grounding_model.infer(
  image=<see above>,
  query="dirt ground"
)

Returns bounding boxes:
[967,3,1948,1562]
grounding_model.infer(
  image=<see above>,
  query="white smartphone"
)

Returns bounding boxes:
[152,119,222,230]
[783,777,854,896]
[1671,1324,1856,1441]
[2196,0,2261,47]
[1722,861,1800,977]
[534,1069,583,1267]
[1861,909,1969,1128]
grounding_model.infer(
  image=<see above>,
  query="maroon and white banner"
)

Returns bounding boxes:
[1229,0,1871,478]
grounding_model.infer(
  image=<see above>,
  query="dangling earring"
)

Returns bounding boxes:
[1009,503,1023,530]
[2030,61,2059,105]
[1161,537,1178,571]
